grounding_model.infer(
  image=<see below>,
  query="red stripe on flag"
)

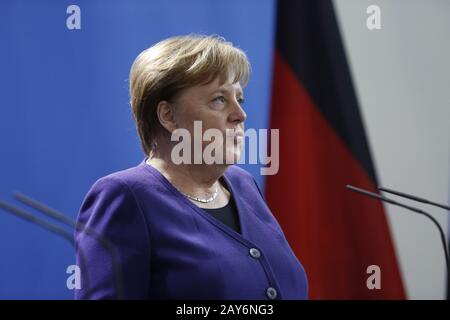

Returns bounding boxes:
[265,51,405,299]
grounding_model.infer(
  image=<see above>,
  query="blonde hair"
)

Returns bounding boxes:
[129,34,251,155]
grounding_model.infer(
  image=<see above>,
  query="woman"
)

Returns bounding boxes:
[75,34,308,300]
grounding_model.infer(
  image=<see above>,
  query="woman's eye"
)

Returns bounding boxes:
[212,96,226,103]
[211,96,244,107]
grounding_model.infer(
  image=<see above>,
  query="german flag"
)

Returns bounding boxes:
[265,0,405,299]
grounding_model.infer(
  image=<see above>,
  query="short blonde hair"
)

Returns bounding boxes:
[129,34,251,155]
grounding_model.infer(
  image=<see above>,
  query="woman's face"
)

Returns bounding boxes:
[171,76,247,165]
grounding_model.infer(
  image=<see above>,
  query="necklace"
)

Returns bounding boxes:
[146,158,219,203]
[180,187,218,203]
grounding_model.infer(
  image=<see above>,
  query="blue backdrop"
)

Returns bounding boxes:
[0,0,275,298]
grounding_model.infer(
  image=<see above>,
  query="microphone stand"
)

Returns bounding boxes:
[346,185,449,269]
[346,184,449,299]
[0,192,125,299]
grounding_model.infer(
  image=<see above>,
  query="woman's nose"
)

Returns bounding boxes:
[230,100,247,123]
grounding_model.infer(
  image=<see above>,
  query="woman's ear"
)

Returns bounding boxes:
[156,100,177,133]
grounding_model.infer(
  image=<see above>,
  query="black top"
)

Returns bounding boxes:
[203,195,241,234]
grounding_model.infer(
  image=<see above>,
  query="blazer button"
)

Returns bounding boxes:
[266,287,278,300]
[249,248,261,259]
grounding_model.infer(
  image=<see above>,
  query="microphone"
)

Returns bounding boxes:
[0,192,125,299]
[0,199,91,297]
[378,186,450,211]
[345,185,449,272]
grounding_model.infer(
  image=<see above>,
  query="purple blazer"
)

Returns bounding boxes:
[75,160,308,299]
